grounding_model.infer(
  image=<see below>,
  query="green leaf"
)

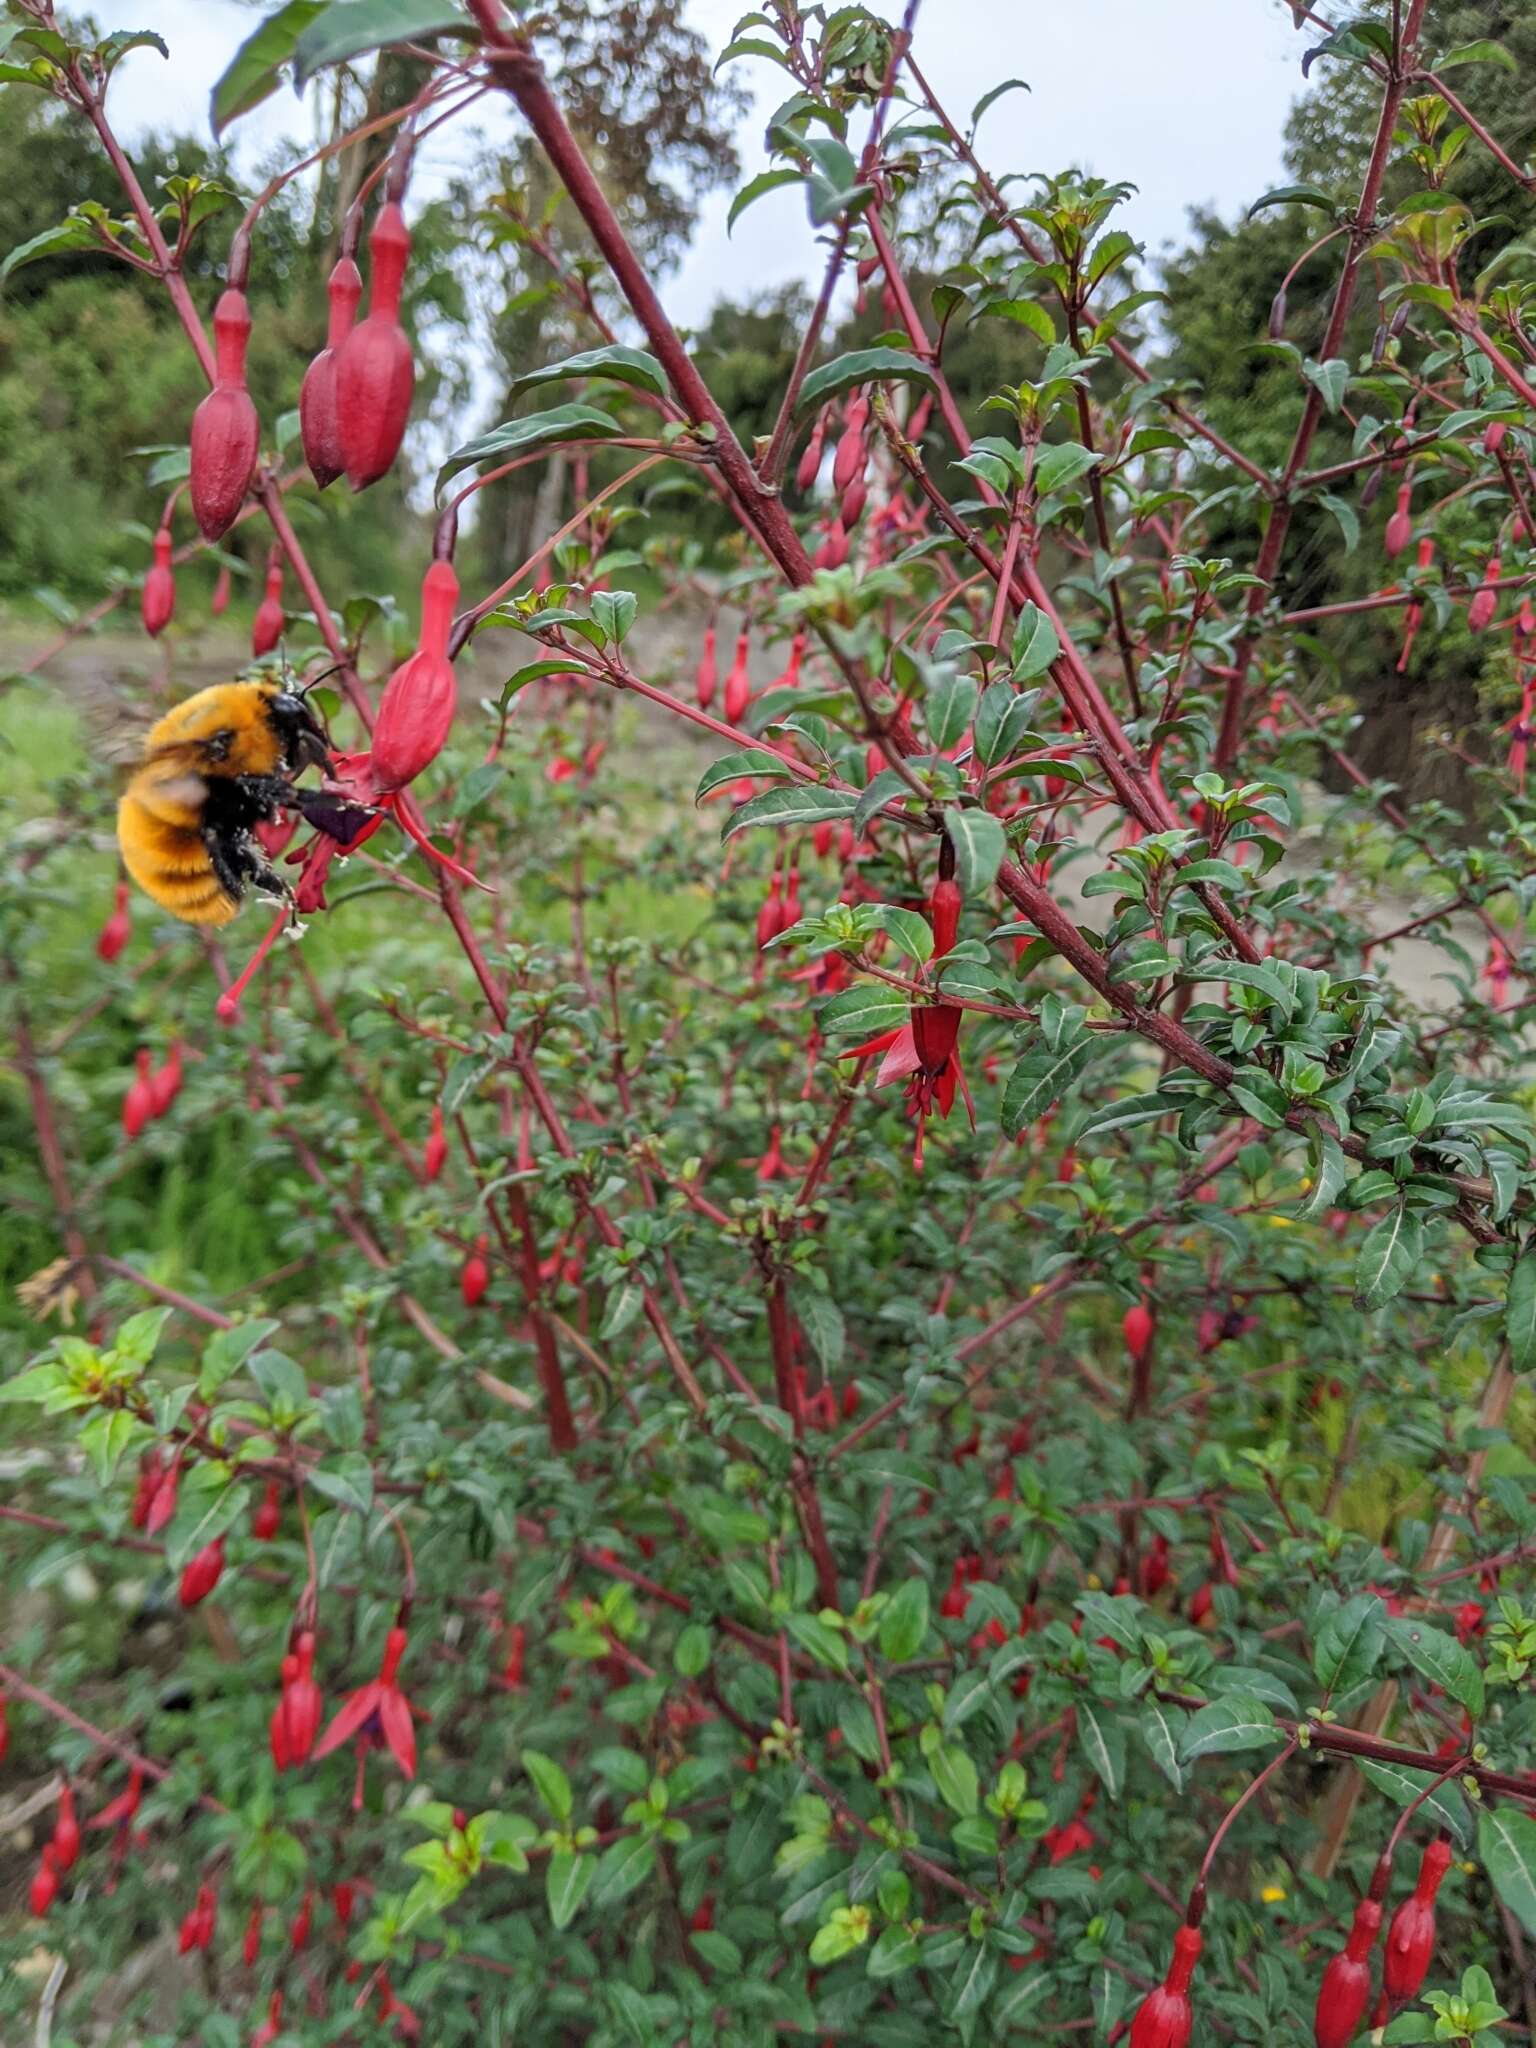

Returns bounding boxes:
[945,1941,999,2022]
[973,684,1037,767]
[97,29,169,72]
[504,344,666,407]
[1,217,100,286]
[545,1849,594,1930]
[1178,1693,1280,1762]
[1480,1808,1536,1936]
[1353,1204,1423,1311]
[307,1452,374,1515]
[1505,1242,1536,1371]
[1357,1759,1471,1848]
[199,1318,280,1400]
[1077,1701,1125,1798]
[674,1623,712,1678]
[867,1924,922,1979]
[1439,38,1517,70]
[930,1744,979,1816]
[590,590,638,645]
[727,167,800,235]
[1001,1038,1094,1137]
[1247,183,1337,219]
[694,749,793,803]
[787,1613,850,1674]
[210,0,325,135]
[819,983,906,1040]
[796,1289,846,1373]
[879,1579,930,1662]
[1139,1702,1186,1791]
[971,77,1029,127]
[291,0,468,88]
[1302,356,1350,415]
[1011,603,1060,679]
[436,404,623,496]
[868,904,934,965]
[590,1834,656,1907]
[1076,1090,1182,1138]
[1385,1617,1485,1718]
[1314,1592,1386,1695]
[523,1749,574,1823]
[796,347,936,417]
[1034,441,1099,496]
[943,807,1007,895]
[926,670,978,752]
[79,1409,144,1487]
[723,784,857,843]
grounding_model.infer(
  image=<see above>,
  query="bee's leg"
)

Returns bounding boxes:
[203,827,250,908]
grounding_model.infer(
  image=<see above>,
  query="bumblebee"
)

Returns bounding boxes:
[117,677,368,925]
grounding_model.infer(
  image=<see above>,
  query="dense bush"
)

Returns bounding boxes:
[6,3,1536,2044]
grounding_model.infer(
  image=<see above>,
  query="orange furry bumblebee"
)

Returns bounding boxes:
[117,679,369,924]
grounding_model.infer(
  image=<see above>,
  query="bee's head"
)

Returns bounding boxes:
[266,685,332,774]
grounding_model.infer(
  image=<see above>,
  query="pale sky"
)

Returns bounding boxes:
[84,0,1310,324]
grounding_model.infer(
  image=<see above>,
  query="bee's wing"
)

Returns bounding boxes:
[78,678,161,766]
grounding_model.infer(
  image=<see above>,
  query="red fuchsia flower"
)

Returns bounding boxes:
[1314,1895,1382,2048]
[1485,418,1509,455]
[333,1881,356,1931]
[1506,676,1534,790]
[372,558,461,791]
[302,253,364,489]
[1122,1300,1155,1363]
[1468,554,1501,632]
[51,1784,80,1872]
[253,1478,282,1541]
[695,625,717,710]
[312,1624,418,1786]
[833,393,869,494]
[1383,1837,1451,2002]
[254,811,299,860]
[97,880,132,961]
[179,1536,227,1609]
[243,1902,263,1967]
[337,199,414,491]
[754,1125,787,1182]
[1129,1922,1202,2048]
[190,288,260,541]
[142,529,177,635]
[841,473,868,527]
[211,564,232,617]
[461,1235,490,1307]
[251,557,285,657]
[290,1888,314,1952]
[269,1630,323,1771]
[1044,1817,1096,1865]
[29,1847,59,1917]
[1140,1533,1171,1596]
[773,630,806,693]
[796,414,826,492]
[1484,938,1512,1011]
[149,1040,183,1119]
[1188,1582,1215,1625]
[89,1765,144,1833]
[781,862,802,930]
[1454,1598,1486,1644]
[501,1621,526,1690]
[755,874,783,950]
[1384,480,1413,558]
[178,1883,217,1954]
[813,517,849,570]
[423,1103,448,1182]
[724,630,752,725]
[145,1452,180,1536]
[251,1991,284,2048]
[122,1048,154,1138]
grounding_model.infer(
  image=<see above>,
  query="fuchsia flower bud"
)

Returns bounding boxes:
[211,564,232,616]
[251,1991,284,2048]
[1122,1301,1155,1363]
[1485,419,1508,455]
[252,1478,281,1541]
[1129,1923,1201,2048]
[337,201,414,491]
[1383,1837,1451,2001]
[1314,1895,1381,2048]
[29,1849,59,1917]
[178,1535,227,1608]
[724,631,752,725]
[178,1883,217,1954]
[371,559,460,791]
[97,880,132,962]
[832,395,869,493]
[1384,480,1412,557]
[796,415,826,493]
[270,1630,323,1770]
[243,1902,263,1967]
[1469,555,1501,632]
[50,1784,80,1873]
[142,527,176,638]
[423,1102,448,1182]
[301,254,363,489]
[695,625,717,710]
[461,1235,490,1307]
[149,1040,183,1118]
[123,1048,154,1139]
[190,289,260,541]
[251,558,284,657]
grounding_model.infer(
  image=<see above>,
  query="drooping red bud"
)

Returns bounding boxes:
[833,414,867,494]
[251,558,285,657]
[290,1888,313,1952]
[796,416,826,493]
[814,518,849,570]
[1485,419,1508,455]
[773,629,805,693]
[1130,1923,1201,2047]
[243,1903,263,1967]
[1383,1837,1451,2000]
[461,1234,490,1307]
[179,1883,217,1953]
[253,1477,281,1541]
[51,1784,80,1873]
[1384,481,1412,558]
[337,202,414,490]
[301,254,363,489]
[724,631,752,724]
[1123,1301,1155,1362]
[29,1849,59,1917]
[1469,556,1501,632]
[142,527,176,637]
[123,1048,154,1138]
[97,880,132,962]
[149,1040,183,1118]
[252,1991,285,2048]
[211,564,232,616]
[841,474,868,527]
[696,625,718,710]
[332,1881,355,1929]
[179,1535,227,1608]
[270,1630,322,1769]
[423,1102,448,1182]
[145,1453,180,1535]
[371,558,460,791]
[190,288,260,540]
[1314,1896,1381,2048]
[929,877,962,958]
